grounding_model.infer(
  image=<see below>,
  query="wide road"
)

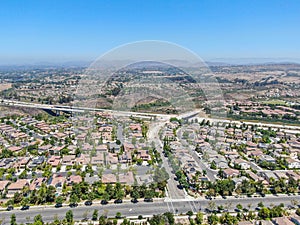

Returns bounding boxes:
[0,195,299,224]
[148,122,186,200]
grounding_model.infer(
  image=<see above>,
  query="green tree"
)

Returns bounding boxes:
[21,197,29,208]
[131,189,140,201]
[10,214,17,225]
[65,210,73,224]
[69,193,79,206]
[210,161,217,170]
[116,212,122,219]
[33,214,43,225]
[186,211,193,217]
[236,204,243,211]
[195,212,203,224]
[220,212,238,225]
[55,196,64,205]
[207,214,219,225]
[99,215,107,224]
[258,207,270,219]
[258,202,264,208]
[163,212,175,225]
[115,189,125,201]
[296,208,300,216]
[46,186,56,202]
[101,192,110,204]
[92,209,98,221]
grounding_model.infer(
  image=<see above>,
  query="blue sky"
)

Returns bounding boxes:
[1,0,300,64]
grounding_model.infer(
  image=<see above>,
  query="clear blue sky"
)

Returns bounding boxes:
[1,0,300,64]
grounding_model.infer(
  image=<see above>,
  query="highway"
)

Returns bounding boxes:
[1,99,300,224]
[0,98,175,119]
[1,98,300,131]
[0,195,299,224]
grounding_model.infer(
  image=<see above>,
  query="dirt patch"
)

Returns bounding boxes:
[0,83,12,91]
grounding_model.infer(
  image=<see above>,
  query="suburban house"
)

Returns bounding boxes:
[223,168,240,178]
[101,173,117,184]
[286,158,300,169]
[7,179,29,197]
[232,158,251,170]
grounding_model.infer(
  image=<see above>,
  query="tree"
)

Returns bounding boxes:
[33,214,43,225]
[236,204,243,211]
[65,210,73,224]
[52,215,61,225]
[10,214,17,225]
[115,189,125,201]
[92,209,98,221]
[101,192,110,204]
[208,201,216,212]
[55,196,64,205]
[116,212,122,219]
[120,218,130,225]
[99,215,107,225]
[220,212,238,225]
[163,212,175,225]
[13,192,23,204]
[21,197,29,208]
[46,185,56,202]
[195,212,203,224]
[258,202,264,208]
[148,214,168,225]
[144,189,155,200]
[131,189,140,201]
[258,207,270,219]
[69,193,79,206]
[207,214,219,225]
[210,161,217,170]
[296,208,300,216]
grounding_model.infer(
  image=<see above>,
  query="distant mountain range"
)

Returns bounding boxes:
[0,58,300,70]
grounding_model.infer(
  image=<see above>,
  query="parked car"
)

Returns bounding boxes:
[131,198,138,203]
[85,201,93,206]
[55,203,62,208]
[101,200,108,205]
[69,203,78,208]
[144,198,153,202]
[7,205,14,211]
[114,199,123,204]
[21,205,30,210]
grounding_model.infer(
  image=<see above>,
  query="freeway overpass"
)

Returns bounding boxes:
[0,98,174,119]
[1,99,299,131]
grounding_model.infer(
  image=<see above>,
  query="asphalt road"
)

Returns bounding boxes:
[1,195,299,224]
[177,127,217,182]
[117,124,124,144]
[148,122,186,199]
